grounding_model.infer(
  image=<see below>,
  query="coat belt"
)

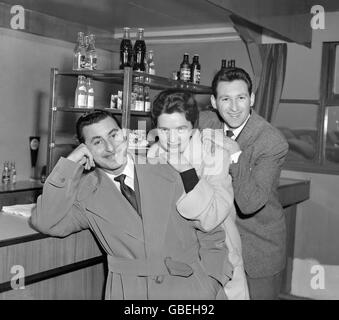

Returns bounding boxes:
[107,249,199,278]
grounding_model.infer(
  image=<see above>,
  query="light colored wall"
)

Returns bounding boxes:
[0,28,113,180]
[280,11,339,299]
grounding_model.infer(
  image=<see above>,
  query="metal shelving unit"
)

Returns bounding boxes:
[47,67,212,174]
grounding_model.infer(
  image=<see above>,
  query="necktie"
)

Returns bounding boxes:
[226,130,234,138]
[114,174,138,213]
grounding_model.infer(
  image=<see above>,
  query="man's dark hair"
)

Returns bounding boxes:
[151,89,198,127]
[76,109,120,143]
[211,67,253,98]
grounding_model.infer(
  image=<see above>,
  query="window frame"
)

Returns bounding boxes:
[281,41,339,175]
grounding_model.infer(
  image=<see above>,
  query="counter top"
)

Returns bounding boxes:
[0,180,43,194]
[0,177,310,247]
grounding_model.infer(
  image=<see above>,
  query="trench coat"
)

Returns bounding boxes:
[30,156,232,299]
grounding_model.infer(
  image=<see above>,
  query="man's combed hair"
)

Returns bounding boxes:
[76,109,120,143]
[211,67,253,97]
[151,89,198,127]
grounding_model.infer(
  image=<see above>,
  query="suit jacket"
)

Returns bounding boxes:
[30,156,231,300]
[199,109,289,278]
[148,130,249,299]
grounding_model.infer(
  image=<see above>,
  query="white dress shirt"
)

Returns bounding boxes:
[223,114,251,164]
[105,154,135,191]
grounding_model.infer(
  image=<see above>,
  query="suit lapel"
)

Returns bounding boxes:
[135,164,177,256]
[85,168,144,241]
[236,110,263,149]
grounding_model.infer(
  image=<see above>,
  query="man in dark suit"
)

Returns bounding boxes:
[31,110,231,300]
[199,67,289,299]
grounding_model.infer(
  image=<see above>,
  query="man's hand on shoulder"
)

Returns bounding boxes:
[67,143,95,171]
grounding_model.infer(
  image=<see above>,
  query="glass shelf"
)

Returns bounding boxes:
[56,107,151,117]
[56,69,211,94]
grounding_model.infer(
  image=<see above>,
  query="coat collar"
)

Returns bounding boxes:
[235,109,265,149]
[82,162,178,253]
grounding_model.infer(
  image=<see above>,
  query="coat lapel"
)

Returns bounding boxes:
[135,164,178,256]
[236,110,263,149]
[84,169,144,241]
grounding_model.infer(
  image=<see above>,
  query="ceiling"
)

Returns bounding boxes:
[1,0,232,32]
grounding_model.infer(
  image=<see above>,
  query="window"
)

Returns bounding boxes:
[274,42,339,174]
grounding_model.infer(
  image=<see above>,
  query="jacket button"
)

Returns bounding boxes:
[60,178,65,182]
[154,275,164,284]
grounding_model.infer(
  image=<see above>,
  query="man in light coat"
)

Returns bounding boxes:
[30,110,232,300]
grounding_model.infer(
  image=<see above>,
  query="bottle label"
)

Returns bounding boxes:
[77,94,86,108]
[80,55,86,68]
[192,69,201,84]
[180,68,190,82]
[144,101,151,112]
[87,95,94,108]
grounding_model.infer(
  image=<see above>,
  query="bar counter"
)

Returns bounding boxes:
[0,178,310,299]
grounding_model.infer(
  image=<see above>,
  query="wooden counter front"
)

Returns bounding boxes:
[0,178,310,300]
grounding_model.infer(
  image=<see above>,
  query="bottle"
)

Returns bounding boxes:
[146,50,155,75]
[133,28,146,72]
[131,84,138,110]
[135,86,144,111]
[190,54,201,84]
[86,78,94,108]
[74,76,87,108]
[85,34,98,70]
[180,53,191,82]
[231,59,236,67]
[144,86,151,112]
[119,27,133,69]
[73,32,86,70]
[227,60,232,68]
[2,162,10,184]
[10,162,16,184]
[220,59,227,71]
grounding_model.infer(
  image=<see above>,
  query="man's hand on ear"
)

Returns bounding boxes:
[67,143,95,170]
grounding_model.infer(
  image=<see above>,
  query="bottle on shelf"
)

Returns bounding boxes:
[220,59,227,71]
[74,75,87,108]
[131,84,138,111]
[227,59,236,68]
[190,54,201,84]
[86,78,94,108]
[133,28,146,72]
[73,31,86,70]
[180,53,191,82]
[144,86,151,112]
[85,34,98,70]
[120,27,133,69]
[135,86,144,111]
[10,161,16,184]
[2,161,10,184]
[146,50,155,75]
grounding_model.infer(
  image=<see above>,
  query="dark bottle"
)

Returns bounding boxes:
[190,54,201,84]
[119,27,133,69]
[221,59,227,71]
[180,53,191,82]
[133,28,146,72]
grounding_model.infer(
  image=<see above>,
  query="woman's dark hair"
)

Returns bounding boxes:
[76,109,120,143]
[212,67,253,98]
[151,89,198,127]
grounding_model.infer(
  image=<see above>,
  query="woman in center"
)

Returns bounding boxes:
[147,89,249,300]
